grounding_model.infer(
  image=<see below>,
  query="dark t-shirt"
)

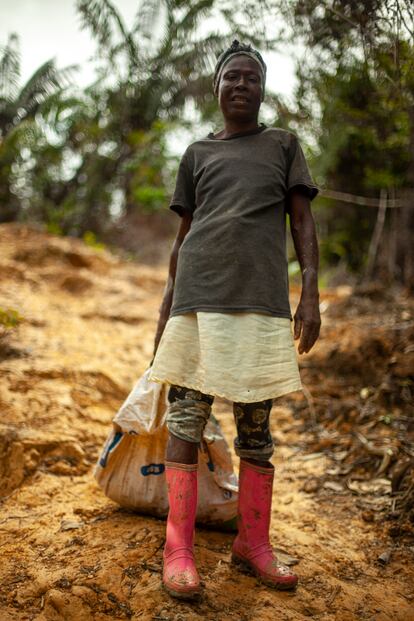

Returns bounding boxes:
[169,125,318,319]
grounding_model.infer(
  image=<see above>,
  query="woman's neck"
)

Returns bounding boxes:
[214,118,260,140]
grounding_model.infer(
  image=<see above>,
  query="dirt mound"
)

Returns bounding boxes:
[323,329,392,382]
[286,285,414,542]
[0,425,91,497]
[0,223,413,621]
[12,234,115,275]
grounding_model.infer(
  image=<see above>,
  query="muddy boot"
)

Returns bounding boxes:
[231,460,298,590]
[162,461,201,600]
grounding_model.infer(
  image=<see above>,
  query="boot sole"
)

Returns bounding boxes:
[231,553,298,591]
[162,581,202,601]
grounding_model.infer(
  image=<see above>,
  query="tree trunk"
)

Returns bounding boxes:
[400,104,414,290]
[365,188,387,280]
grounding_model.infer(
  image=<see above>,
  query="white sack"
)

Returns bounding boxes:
[94,369,238,528]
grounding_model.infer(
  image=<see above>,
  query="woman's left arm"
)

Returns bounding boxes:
[288,189,321,354]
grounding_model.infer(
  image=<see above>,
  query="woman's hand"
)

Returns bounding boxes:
[288,191,321,354]
[294,287,321,354]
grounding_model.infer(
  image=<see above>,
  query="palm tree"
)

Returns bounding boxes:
[77,0,272,127]
[0,2,280,233]
[73,0,277,227]
[0,34,73,221]
[0,34,72,138]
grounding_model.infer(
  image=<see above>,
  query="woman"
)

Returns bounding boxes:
[150,40,321,599]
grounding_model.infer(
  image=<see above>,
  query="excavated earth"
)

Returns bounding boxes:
[0,223,413,621]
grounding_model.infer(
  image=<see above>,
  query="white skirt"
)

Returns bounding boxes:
[149,312,302,403]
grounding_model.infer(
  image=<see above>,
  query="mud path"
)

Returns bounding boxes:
[0,224,413,621]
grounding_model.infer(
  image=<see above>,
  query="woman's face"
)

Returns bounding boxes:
[217,55,263,123]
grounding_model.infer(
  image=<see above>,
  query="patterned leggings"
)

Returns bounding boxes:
[166,385,274,460]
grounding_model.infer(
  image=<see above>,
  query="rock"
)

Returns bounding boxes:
[0,424,90,495]
[302,478,321,493]
[43,589,92,621]
[323,481,344,493]
[60,519,85,531]
[0,428,25,497]
[59,274,93,294]
[377,549,392,565]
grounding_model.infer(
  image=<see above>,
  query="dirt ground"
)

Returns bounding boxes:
[0,223,413,621]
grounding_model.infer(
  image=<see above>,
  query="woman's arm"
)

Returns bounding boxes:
[153,212,193,356]
[288,190,321,354]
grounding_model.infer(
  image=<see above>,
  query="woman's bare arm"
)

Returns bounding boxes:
[153,212,192,356]
[288,190,321,354]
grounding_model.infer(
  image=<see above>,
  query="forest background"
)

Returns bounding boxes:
[0,0,413,287]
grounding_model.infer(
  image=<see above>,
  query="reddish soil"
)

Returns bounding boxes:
[0,224,413,621]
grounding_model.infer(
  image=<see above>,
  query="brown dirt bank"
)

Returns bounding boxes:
[0,224,413,621]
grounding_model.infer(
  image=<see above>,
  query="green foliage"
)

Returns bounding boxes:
[132,186,167,212]
[0,34,73,223]
[0,307,22,330]
[0,0,283,237]
[4,0,412,282]
[288,260,301,277]
[46,222,64,236]
[0,307,22,356]
[0,34,72,139]
[280,0,414,274]
[82,230,105,250]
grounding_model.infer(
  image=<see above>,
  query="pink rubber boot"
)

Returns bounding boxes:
[162,461,201,599]
[232,459,298,590]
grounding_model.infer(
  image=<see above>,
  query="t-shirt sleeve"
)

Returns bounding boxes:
[169,151,195,217]
[286,134,319,201]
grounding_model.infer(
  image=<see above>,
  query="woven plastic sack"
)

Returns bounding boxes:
[94,369,238,529]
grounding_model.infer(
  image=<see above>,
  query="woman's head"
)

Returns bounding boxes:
[213,40,267,101]
[213,40,266,123]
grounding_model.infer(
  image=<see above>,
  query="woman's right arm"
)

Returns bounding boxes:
[153,212,192,356]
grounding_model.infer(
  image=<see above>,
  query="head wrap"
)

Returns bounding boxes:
[213,39,267,101]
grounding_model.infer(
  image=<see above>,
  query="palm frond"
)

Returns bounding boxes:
[77,0,112,48]
[178,0,216,33]
[0,98,17,136]
[16,60,72,118]
[0,33,20,102]
[1,117,42,151]
[133,0,165,43]
[77,0,139,66]
[39,91,85,128]
[168,33,229,76]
